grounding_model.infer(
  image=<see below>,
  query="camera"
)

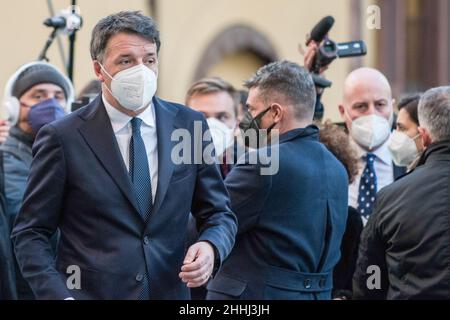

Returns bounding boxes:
[313,40,367,75]
[307,16,367,88]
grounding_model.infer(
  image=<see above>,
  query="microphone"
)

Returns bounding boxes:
[44,16,66,29]
[306,16,335,45]
[43,7,82,35]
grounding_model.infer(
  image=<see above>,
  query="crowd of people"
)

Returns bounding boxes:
[1,10,449,300]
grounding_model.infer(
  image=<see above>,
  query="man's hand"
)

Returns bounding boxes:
[300,41,329,95]
[301,41,330,75]
[179,241,215,288]
[0,120,11,144]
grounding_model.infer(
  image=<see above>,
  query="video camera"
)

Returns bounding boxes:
[307,16,367,88]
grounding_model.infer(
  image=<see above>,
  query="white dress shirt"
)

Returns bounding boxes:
[348,138,394,216]
[103,95,158,203]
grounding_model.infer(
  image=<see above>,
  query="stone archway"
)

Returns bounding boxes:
[193,25,278,82]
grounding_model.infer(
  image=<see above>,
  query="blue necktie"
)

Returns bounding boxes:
[357,153,378,220]
[129,117,152,299]
[129,118,153,223]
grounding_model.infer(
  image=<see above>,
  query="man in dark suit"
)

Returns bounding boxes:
[206,61,349,300]
[11,11,237,300]
[337,68,406,225]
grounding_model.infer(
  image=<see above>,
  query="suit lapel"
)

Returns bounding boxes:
[78,97,141,216]
[152,97,178,216]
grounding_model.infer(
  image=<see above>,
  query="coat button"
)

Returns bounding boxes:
[143,236,150,245]
[136,274,144,282]
[304,279,312,289]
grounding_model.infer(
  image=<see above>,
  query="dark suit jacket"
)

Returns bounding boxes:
[11,96,237,300]
[206,126,349,300]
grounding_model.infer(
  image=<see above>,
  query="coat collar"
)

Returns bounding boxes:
[277,125,319,144]
[417,139,450,167]
[102,95,156,134]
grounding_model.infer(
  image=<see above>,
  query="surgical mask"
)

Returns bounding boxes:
[388,130,420,167]
[239,107,276,149]
[206,117,235,156]
[100,63,157,111]
[350,114,391,150]
[27,98,66,134]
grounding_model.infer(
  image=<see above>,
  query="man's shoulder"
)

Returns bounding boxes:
[376,166,423,204]
[49,97,205,133]
[34,102,98,145]
[231,145,280,179]
[283,133,346,171]
[156,97,205,121]
[52,104,90,129]
[373,166,433,232]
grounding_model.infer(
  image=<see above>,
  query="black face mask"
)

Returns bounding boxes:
[239,106,276,148]
[239,107,271,131]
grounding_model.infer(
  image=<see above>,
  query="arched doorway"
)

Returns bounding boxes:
[193,25,278,89]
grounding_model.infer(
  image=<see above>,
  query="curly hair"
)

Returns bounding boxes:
[318,121,359,184]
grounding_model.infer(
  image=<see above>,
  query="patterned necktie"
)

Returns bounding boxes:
[129,118,153,223]
[357,153,378,220]
[129,117,152,300]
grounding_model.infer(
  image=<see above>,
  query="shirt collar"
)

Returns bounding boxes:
[350,137,392,165]
[102,95,156,133]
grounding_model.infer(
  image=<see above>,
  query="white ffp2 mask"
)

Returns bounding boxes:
[388,130,420,167]
[350,114,391,150]
[101,63,157,111]
[206,117,235,157]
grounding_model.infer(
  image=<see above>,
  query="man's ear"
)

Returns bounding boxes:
[418,126,433,148]
[93,61,105,82]
[271,103,283,123]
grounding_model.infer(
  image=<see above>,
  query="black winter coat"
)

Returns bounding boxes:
[353,140,450,299]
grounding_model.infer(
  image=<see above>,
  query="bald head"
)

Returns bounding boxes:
[343,68,392,103]
[339,67,394,125]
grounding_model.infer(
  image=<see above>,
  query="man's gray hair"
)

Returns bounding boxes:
[244,60,316,121]
[90,11,161,62]
[418,86,450,142]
